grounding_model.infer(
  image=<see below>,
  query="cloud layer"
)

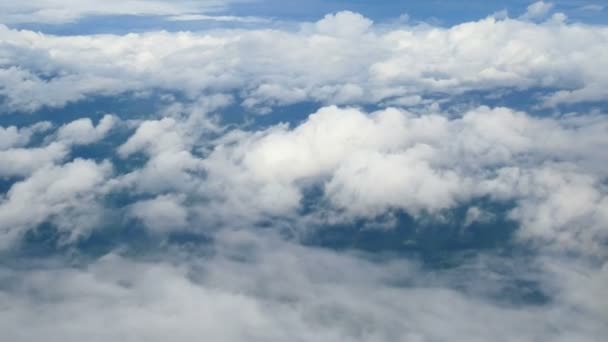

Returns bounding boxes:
[1,7,607,342]
[1,231,606,342]
[2,105,607,257]
[1,11,608,113]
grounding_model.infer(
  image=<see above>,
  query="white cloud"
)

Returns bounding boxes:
[0,8,606,342]
[520,1,554,20]
[0,159,112,249]
[0,0,241,24]
[129,194,189,233]
[189,105,608,255]
[324,149,465,217]
[0,65,134,112]
[313,11,373,37]
[0,115,116,178]
[0,232,604,341]
[0,143,68,177]
[118,118,184,158]
[2,12,608,112]
[24,103,591,260]
[56,114,116,145]
[115,117,206,194]
[0,121,51,150]
[501,165,608,256]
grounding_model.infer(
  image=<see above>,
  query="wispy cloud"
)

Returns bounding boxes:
[579,4,604,12]
[166,13,270,24]
[0,0,246,24]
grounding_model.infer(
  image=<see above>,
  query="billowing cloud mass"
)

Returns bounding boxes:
[0,3,607,342]
[0,158,112,249]
[1,10,608,113]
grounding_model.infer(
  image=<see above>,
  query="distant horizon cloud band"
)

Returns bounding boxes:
[0,1,607,341]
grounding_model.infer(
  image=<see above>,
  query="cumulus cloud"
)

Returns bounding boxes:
[313,11,373,37]
[1,12,608,112]
[118,118,186,158]
[186,105,608,255]
[115,117,206,194]
[0,115,118,178]
[1,8,607,341]
[0,121,51,150]
[129,194,189,233]
[0,159,112,249]
[5,104,602,256]
[0,143,68,178]
[56,114,116,145]
[502,165,608,255]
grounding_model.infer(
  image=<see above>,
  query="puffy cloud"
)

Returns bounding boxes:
[56,114,116,145]
[1,12,608,112]
[0,121,51,150]
[193,105,608,255]
[0,158,112,249]
[118,118,188,158]
[500,165,608,256]
[325,149,465,217]
[0,143,68,177]
[0,66,135,112]
[520,1,554,20]
[31,104,592,258]
[0,115,117,178]
[129,194,189,233]
[0,7,606,342]
[115,117,206,194]
[313,11,373,37]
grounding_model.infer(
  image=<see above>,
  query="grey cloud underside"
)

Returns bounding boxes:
[1,11,608,113]
[1,8,608,342]
[1,231,607,342]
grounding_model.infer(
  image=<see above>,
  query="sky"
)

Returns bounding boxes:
[1,1,607,341]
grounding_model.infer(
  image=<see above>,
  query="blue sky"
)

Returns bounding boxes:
[228,0,605,22]
[7,0,608,35]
